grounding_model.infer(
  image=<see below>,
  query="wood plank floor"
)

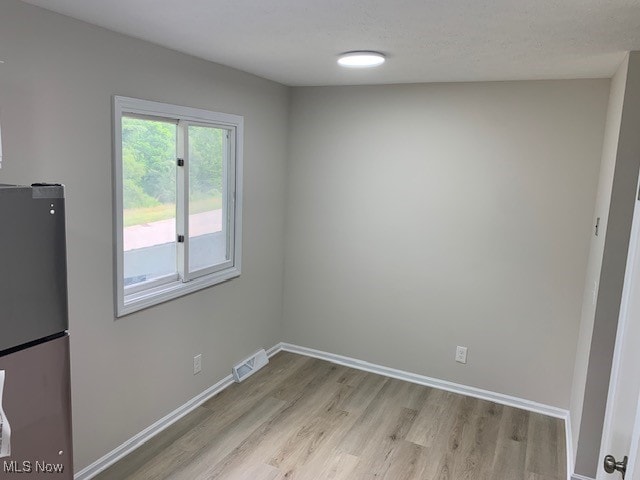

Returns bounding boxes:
[94,352,566,480]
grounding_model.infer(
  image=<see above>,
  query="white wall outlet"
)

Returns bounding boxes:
[193,354,202,375]
[455,346,468,364]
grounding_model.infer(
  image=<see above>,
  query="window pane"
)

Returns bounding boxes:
[188,125,228,272]
[122,116,177,287]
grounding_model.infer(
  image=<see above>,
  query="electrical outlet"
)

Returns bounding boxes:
[455,346,468,364]
[193,354,202,375]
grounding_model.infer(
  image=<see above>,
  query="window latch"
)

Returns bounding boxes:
[177,158,184,167]
[177,235,185,243]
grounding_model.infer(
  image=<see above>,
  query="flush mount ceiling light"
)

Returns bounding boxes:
[337,51,386,68]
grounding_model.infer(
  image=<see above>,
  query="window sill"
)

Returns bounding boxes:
[117,266,241,317]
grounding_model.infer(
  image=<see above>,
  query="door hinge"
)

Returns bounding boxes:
[177,158,184,167]
[177,235,185,243]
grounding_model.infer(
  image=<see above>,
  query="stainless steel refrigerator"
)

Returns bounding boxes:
[0,184,73,478]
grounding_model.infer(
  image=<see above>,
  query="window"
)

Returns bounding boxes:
[113,96,243,316]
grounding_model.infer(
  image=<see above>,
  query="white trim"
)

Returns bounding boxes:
[75,341,571,479]
[74,374,233,480]
[279,343,568,419]
[596,175,640,480]
[280,342,573,478]
[112,100,125,316]
[627,389,640,479]
[266,343,283,357]
[119,267,241,317]
[113,95,244,317]
[74,345,282,480]
[177,118,187,282]
[566,413,575,480]
[114,96,244,127]
[572,474,596,480]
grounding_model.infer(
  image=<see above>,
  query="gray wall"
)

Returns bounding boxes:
[283,81,609,408]
[569,54,629,466]
[0,0,288,471]
[0,0,622,473]
[574,52,640,478]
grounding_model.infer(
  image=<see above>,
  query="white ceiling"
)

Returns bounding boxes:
[21,0,640,86]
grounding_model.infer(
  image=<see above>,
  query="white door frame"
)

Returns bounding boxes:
[629,399,640,480]
[597,170,640,480]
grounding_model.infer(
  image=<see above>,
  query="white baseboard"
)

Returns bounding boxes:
[572,474,596,480]
[74,345,283,480]
[76,341,574,480]
[265,343,283,357]
[278,342,568,418]
[278,342,575,480]
[565,413,575,480]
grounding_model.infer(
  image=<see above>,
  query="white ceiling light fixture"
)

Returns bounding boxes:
[338,51,386,68]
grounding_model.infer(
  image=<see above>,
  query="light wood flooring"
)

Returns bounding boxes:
[94,352,566,480]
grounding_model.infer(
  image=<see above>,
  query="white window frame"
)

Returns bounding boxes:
[113,96,243,317]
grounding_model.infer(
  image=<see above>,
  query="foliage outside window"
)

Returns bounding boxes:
[113,96,243,317]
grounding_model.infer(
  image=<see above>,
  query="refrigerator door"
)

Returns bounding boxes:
[0,335,73,478]
[0,185,68,353]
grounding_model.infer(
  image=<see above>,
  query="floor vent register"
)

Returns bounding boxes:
[232,349,269,383]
